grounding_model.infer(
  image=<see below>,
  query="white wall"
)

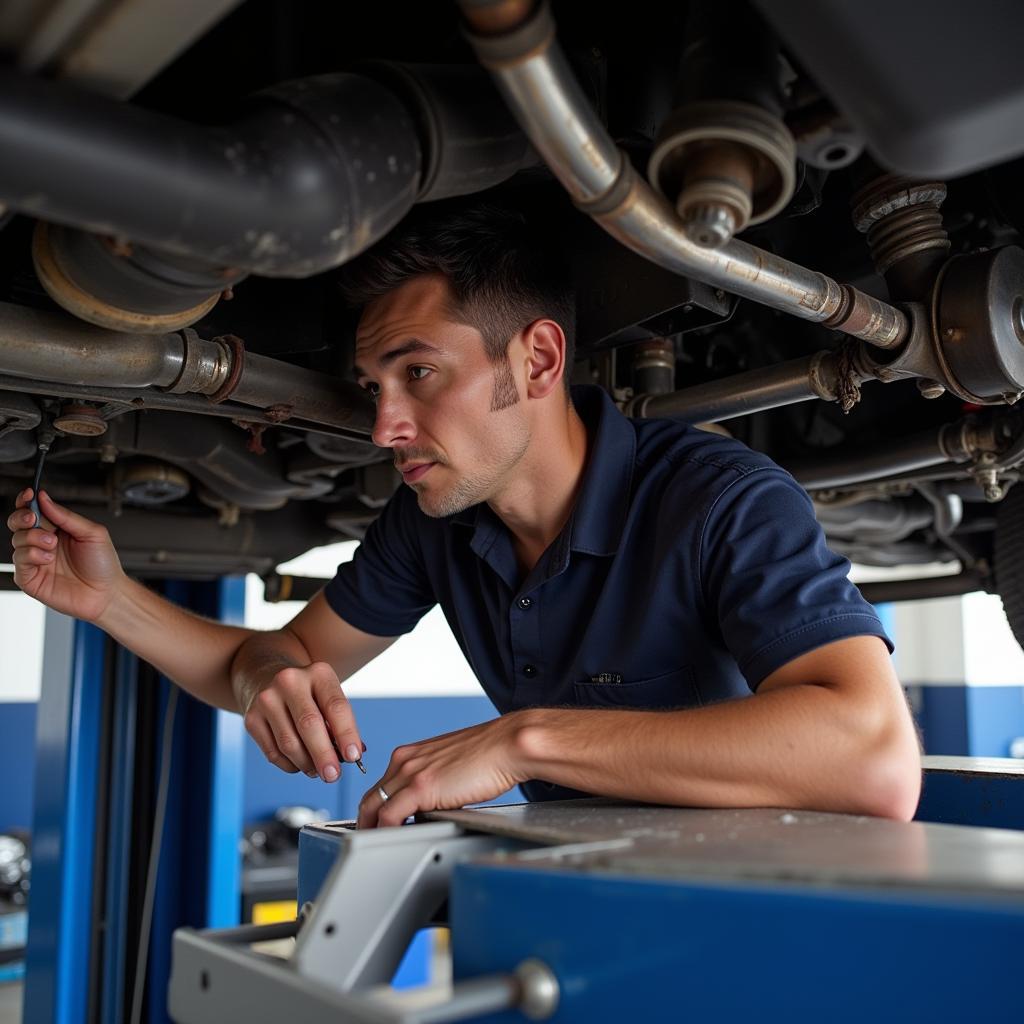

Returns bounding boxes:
[851,563,1024,686]
[7,551,1024,702]
[1,542,485,703]
[245,540,485,699]
[0,567,46,701]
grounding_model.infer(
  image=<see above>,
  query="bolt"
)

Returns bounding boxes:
[54,403,107,436]
[917,378,946,400]
[985,484,1004,502]
[681,203,737,249]
[516,959,560,1020]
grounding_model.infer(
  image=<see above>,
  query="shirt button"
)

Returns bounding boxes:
[518,596,532,610]
[523,664,538,678]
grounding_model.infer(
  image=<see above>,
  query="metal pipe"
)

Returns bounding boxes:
[0,67,422,278]
[626,350,871,423]
[787,427,966,491]
[0,303,184,388]
[203,920,301,945]
[0,302,376,437]
[229,352,375,435]
[400,976,521,1024]
[856,570,991,604]
[461,2,908,350]
[262,574,330,604]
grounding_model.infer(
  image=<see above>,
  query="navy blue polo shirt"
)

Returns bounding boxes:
[324,385,891,796]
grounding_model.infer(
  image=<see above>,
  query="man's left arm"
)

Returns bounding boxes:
[358,633,922,827]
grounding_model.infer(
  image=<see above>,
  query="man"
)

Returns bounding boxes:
[8,202,922,828]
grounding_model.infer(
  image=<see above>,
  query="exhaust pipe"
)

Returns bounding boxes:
[0,63,527,330]
[0,302,376,439]
[624,349,877,423]
[459,1,908,351]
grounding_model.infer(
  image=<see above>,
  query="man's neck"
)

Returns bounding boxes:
[488,400,589,574]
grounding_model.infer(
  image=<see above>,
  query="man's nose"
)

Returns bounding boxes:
[371,392,416,448]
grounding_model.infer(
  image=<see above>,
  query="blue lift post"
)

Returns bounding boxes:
[23,578,246,1024]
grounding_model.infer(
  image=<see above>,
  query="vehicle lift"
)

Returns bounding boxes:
[22,579,245,1024]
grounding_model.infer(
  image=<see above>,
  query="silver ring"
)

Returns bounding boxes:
[377,785,390,803]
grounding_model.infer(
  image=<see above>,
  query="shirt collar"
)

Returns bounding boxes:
[566,384,636,556]
[450,384,636,558]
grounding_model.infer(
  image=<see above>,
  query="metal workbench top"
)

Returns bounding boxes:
[426,799,1024,898]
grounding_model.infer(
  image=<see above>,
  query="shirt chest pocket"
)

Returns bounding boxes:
[573,666,700,709]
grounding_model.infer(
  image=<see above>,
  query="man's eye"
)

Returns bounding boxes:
[409,366,432,382]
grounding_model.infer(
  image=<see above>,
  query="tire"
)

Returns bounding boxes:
[994,483,1024,649]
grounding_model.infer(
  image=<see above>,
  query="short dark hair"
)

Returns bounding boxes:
[339,200,576,390]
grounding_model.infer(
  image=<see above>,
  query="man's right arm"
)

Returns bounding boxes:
[9,488,395,782]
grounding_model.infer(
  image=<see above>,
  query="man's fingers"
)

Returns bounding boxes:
[287,696,342,782]
[10,528,57,552]
[266,714,317,776]
[36,491,100,540]
[12,545,54,567]
[10,550,41,586]
[358,782,388,829]
[274,667,342,782]
[313,673,363,765]
[12,545,53,570]
[6,496,41,533]
[249,688,317,776]
[358,772,417,829]
[246,716,300,775]
[377,787,419,828]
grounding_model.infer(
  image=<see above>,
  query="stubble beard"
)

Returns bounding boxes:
[414,416,529,518]
[406,355,529,519]
[413,419,528,520]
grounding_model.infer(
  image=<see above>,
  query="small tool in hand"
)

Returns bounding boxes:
[330,730,367,775]
[28,430,55,528]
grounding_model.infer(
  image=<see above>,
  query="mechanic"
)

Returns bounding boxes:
[7,202,922,827]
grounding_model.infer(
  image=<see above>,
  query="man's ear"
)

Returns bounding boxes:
[521,319,566,399]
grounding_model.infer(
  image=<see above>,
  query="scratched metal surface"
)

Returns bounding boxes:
[425,800,1024,896]
[922,754,1024,776]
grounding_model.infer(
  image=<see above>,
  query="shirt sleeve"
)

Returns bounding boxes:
[323,486,436,636]
[698,467,893,689]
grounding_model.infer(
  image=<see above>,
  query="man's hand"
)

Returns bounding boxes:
[357,715,528,828]
[238,658,367,782]
[231,594,395,784]
[8,488,127,623]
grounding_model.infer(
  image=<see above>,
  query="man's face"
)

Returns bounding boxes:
[353,274,530,517]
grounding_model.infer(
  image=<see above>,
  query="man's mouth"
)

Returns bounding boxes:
[398,462,436,484]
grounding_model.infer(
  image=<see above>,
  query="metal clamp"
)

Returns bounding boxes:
[168,821,557,1024]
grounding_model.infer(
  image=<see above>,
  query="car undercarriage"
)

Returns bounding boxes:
[2,0,1024,637]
